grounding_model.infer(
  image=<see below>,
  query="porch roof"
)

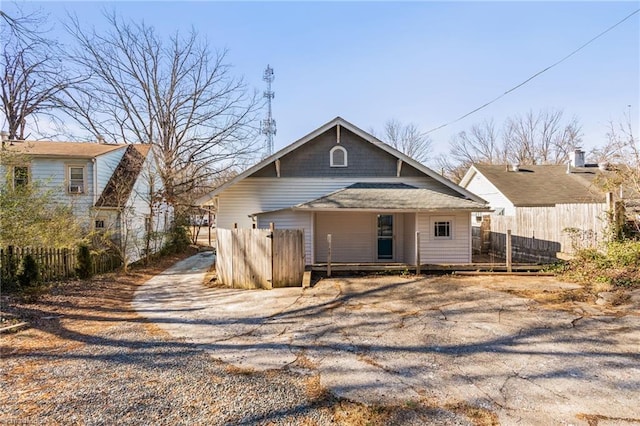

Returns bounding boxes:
[291,183,490,212]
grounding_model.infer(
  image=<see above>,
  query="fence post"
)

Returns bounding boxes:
[269,223,275,289]
[506,229,512,272]
[327,234,332,278]
[415,232,421,275]
[7,245,16,283]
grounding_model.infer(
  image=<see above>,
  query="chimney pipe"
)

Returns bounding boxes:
[570,148,585,167]
[97,134,105,144]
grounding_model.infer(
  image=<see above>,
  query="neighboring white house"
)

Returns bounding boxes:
[196,117,489,266]
[0,137,172,264]
[459,156,611,260]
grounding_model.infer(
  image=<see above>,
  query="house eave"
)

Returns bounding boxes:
[195,117,487,206]
[250,206,492,216]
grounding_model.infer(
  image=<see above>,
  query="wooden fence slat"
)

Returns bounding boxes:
[0,246,120,286]
[216,227,305,289]
[479,203,608,262]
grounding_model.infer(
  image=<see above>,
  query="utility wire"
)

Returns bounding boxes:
[426,8,640,135]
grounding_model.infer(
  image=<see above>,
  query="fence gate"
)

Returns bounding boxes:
[216,227,305,289]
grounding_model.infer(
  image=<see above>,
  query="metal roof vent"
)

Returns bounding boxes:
[598,162,609,171]
[511,163,520,172]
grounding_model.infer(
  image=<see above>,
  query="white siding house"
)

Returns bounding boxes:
[460,163,610,260]
[198,117,489,266]
[1,138,171,264]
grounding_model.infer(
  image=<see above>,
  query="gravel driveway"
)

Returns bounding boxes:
[135,255,640,425]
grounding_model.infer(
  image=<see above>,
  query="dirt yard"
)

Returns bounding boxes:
[2,255,639,425]
[137,260,640,426]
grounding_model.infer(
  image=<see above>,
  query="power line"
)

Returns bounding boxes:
[426,8,640,135]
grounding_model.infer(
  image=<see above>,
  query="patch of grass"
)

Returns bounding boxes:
[504,288,593,310]
[295,352,318,369]
[446,401,499,426]
[576,413,640,426]
[224,365,256,376]
[331,400,391,426]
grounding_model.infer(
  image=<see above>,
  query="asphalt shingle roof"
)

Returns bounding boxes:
[472,164,606,206]
[95,145,151,208]
[4,140,126,158]
[294,183,488,211]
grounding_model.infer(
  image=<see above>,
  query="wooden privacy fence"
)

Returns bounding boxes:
[0,246,122,284]
[474,203,609,262]
[216,227,305,289]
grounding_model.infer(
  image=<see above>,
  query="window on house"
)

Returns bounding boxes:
[95,220,105,229]
[68,166,85,194]
[145,216,152,233]
[13,166,29,189]
[330,146,347,167]
[433,220,452,239]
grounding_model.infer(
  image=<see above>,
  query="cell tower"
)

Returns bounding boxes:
[261,65,276,155]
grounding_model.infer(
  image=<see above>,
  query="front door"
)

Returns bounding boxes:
[377,214,393,260]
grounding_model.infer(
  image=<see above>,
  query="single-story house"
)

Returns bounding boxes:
[459,152,613,260]
[196,117,489,266]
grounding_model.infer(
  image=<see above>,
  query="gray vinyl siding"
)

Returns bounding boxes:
[28,158,95,228]
[215,176,447,231]
[257,210,312,263]
[417,212,471,263]
[251,127,426,178]
[95,148,126,197]
[120,151,170,263]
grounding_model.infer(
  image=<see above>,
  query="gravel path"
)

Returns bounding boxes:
[0,256,342,425]
[1,254,473,425]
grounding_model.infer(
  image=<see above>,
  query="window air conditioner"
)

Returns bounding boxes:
[69,185,84,194]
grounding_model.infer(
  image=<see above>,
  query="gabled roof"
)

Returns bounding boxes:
[95,145,151,208]
[3,140,126,158]
[196,116,484,205]
[460,164,607,206]
[293,183,490,211]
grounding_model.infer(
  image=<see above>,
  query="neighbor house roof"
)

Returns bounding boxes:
[95,145,151,208]
[461,164,607,206]
[3,140,126,158]
[291,183,490,212]
[195,117,486,205]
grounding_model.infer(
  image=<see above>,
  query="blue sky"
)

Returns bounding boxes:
[5,1,640,162]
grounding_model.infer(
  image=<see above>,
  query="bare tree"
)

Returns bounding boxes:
[1,6,77,139]
[62,12,261,212]
[589,112,640,237]
[378,119,432,164]
[438,109,582,181]
[503,109,581,165]
[436,119,504,181]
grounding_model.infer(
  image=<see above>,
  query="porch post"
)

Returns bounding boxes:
[327,234,332,277]
[415,231,421,275]
[506,229,512,272]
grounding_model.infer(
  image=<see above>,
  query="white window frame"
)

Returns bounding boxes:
[66,164,86,194]
[329,146,348,167]
[432,217,454,240]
